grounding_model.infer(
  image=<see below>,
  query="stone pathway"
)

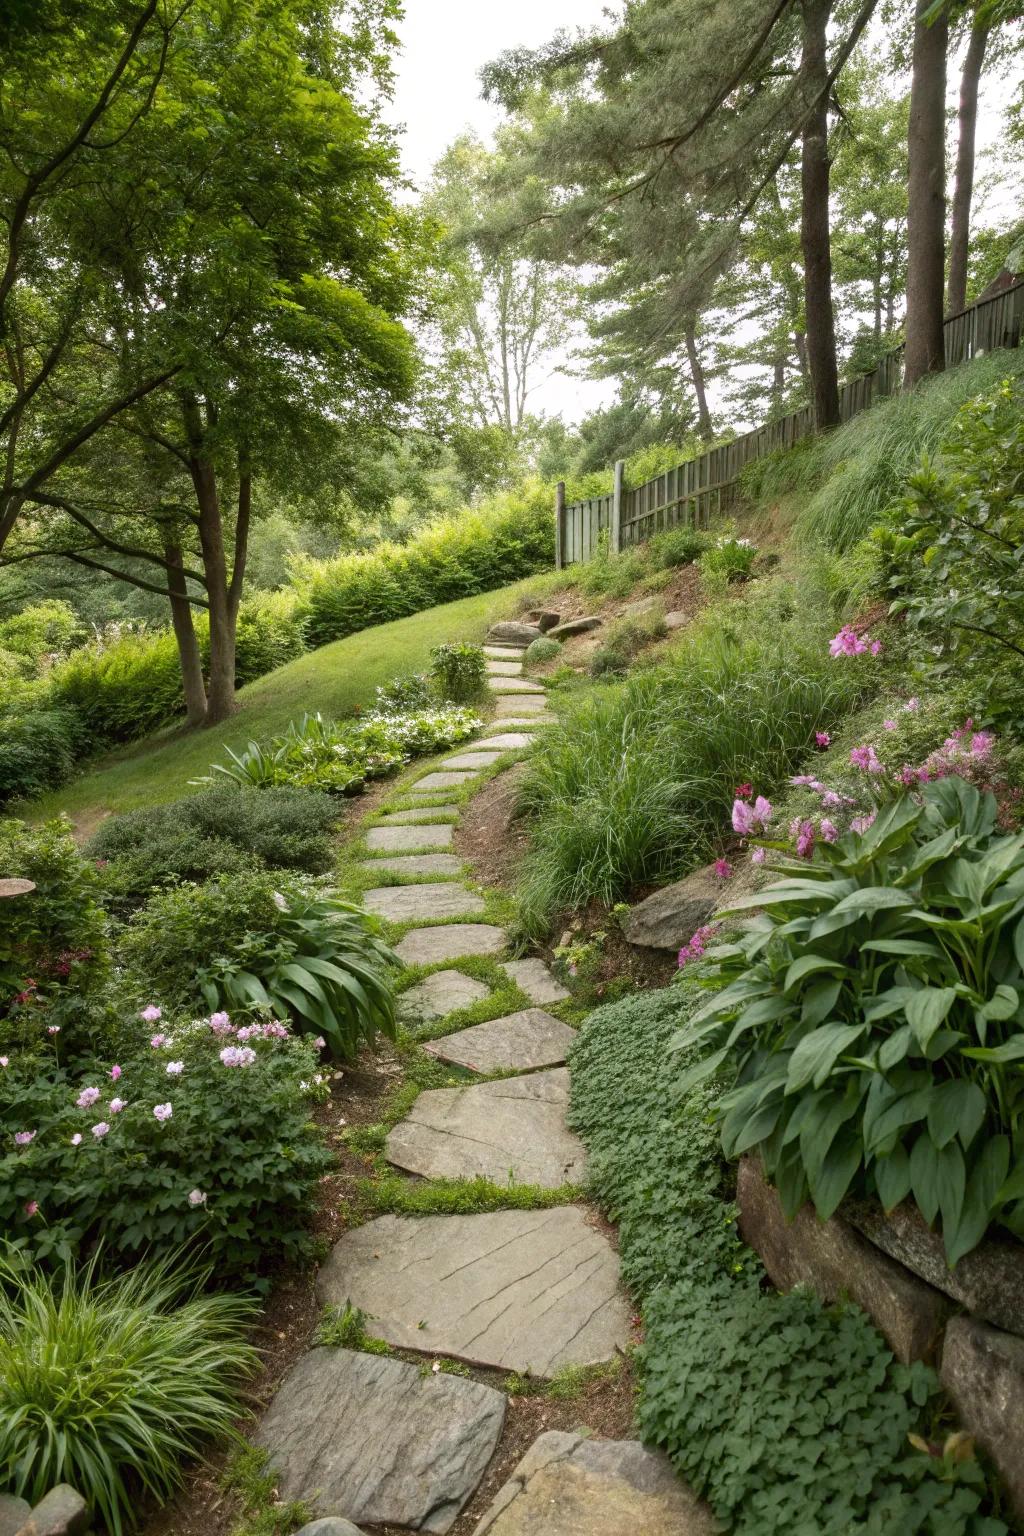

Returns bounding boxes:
[258,623,702,1535]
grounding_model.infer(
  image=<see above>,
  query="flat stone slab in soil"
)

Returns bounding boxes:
[255,1347,505,1535]
[294,1520,364,1536]
[401,968,492,1027]
[366,823,455,852]
[318,1208,628,1374]
[412,770,480,791]
[487,677,545,694]
[548,616,603,639]
[486,660,523,675]
[386,1067,585,1187]
[484,646,525,659]
[501,958,570,1005]
[425,1007,576,1073]
[474,1432,715,1536]
[364,883,485,922]
[444,751,506,770]
[488,713,556,728]
[479,733,534,752]
[359,853,463,878]
[495,696,550,717]
[382,805,459,823]
[395,924,508,965]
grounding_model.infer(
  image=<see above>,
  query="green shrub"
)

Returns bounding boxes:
[118,871,398,1060]
[430,641,487,702]
[0,706,86,805]
[648,526,709,568]
[0,599,79,659]
[524,635,561,665]
[234,589,307,686]
[49,627,186,743]
[589,608,666,677]
[89,786,339,908]
[569,986,1006,1535]
[0,1252,258,1535]
[374,672,432,711]
[677,778,1024,1267]
[697,533,758,589]
[1,1008,331,1275]
[575,544,648,599]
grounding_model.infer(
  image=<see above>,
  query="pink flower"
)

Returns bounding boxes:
[734,783,753,799]
[140,1005,162,1023]
[166,1061,184,1076]
[150,1034,168,1048]
[870,640,882,656]
[109,1096,126,1114]
[208,1012,234,1036]
[70,1133,82,1146]
[751,847,767,865]
[815,732,831,748]
[220,1045,256,1068]
[850,745,884,774]
[47,1025,60,1035]
[76,1086,101,1109]
[830,625,867,657]
[188,1189,207,1207]
[713,858,732,879]
[92,1121,110,1139]
[678,923,720,967]
[14,1130,35,1147]
[24,1200,39,1217]
[790,818,816,858]
[732,799,754,835]
[751,795,772,828]
[0,1057,8,1068]
[904,697,919,712]
[971,731,994,758]
[883,720,897,731]
[153,1103,173,1123]
[851,812,877,835]
[820,818,839,843]
[110,1064,122,1081]
[314,1036,326,1050]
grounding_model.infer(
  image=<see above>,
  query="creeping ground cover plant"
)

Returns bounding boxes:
[674,778,1024,1266]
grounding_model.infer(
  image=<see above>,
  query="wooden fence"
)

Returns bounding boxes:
[555,278,1024,566]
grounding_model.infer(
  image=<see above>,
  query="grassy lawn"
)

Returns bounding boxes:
[34,575,555,825]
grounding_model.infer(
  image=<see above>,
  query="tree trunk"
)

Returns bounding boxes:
[685,326,714,439]
[793,329,809,379]
[946,22,988,316]
[164,541,208,726]
[182,396,238,725]
[800,0,840,429]
[904,0,948,387]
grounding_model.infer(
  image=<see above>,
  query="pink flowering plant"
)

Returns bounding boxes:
[0,1010,330,1276]
[672,779,1024,1266]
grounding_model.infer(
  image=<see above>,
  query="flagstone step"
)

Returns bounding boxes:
[400,969,492,1028]
[424,1007,576,1073]
[444,750,506,770]
[477,732,534,752]
[394,924,508,965]
[487,678,545,694]
[486,661,523,676]
[495,697,550,718]
[500,958,570,1005]
[317,1208,629,1375]
[484,646,525,660]
[411,770,479,792]
[359,854,462,879]
[385,1067,584,1187]
[363,882,485,922]
[381,805,459,823]
[366,823,454,853]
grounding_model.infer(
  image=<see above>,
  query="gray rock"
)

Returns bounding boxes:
[255,1348,504,1534]
[664,610,688,630]
[487,713,556,727]
[486,661,523,676]
[0,1496,31,1536]
[474,1432,715,1535]
[622,860,757,950]
[479,733,534,752]
[940,1317,1024,1524]
[294,1520,364,1536]
[500,958,570,1005]
[318,1209,628,1374]
[622,596,660,616]
[523,609,561,633]
[846,1199,1024,1337]
[487,677,545,694]
[395,924,508,965]
[386,1068,585,1187]
[424,1008,577,1073]
[444,751,505,770]
[495,696,549,717]
[365,823,454,852]
[363,883,485,922]
[547,616,603,639]
[17,1486,90,1536]
[487,621,542,646]
[411,771,479,791]
[382,806,459,823]
[359,854,463,879]
[737,1158,952,1364]
[400,969,492,1026]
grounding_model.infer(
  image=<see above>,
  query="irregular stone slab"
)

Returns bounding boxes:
[16,1486,89,1536]
[444,751,505,770]
[487,677,545,694]
[495,696,549,717]
[486,712,554,728]
[395,924,508,965]
[366,823,455,852]
[665,609,688,630]
[623,860,758,950]
[425,1008,576,1073]
[548,616,603,638]
[0,1496,31,1536]
[487,621,542,646]
[479,733,534,752]
[523,608,560,633]
[486,661,523,676]
[475,1432,714,1536]
[501,958,570,1005]
[295,1520,364,1536]
[381,806,459,824]
[484,646,524,660]
[846,1198,1024,1337]
[318,1208,628,1374]
[255,1348,505,1535]
[386,1068,584,1187]
[400,969,492,1027]
[412,771,479,791]
[940,1317,1024,1524]
[737,1157,951,1364]
[364,883,485,922]
[359,854,463,878]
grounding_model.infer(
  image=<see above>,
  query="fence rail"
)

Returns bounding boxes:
[556,278,1024,566]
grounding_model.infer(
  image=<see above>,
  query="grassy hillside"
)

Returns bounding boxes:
[33,575,555,826]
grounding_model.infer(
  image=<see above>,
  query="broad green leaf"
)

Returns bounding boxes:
[905,987,957,1049]
[800,978,843,1028]
[945,1138,1010,1267]
[808,1133,862,1221]
[784,955,846,991]
[926,1079,986,1150]
[786,1023,866,1094]
[873,1145,912,1212]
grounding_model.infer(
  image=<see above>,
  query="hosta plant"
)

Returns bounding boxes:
[674,778,1024,1265]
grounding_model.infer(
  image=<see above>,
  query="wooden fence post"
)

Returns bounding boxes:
[554,480,565,570]
[611,460,624,554]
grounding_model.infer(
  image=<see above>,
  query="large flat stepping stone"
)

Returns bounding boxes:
[255,1348,504,1535]
[359,853,462,878]
[479,733,534,752]
[400,969,492,1027]
[425,1008,576,1073]
[386,1068,584,1187]
[474,1432,715,1535]
[501,958,570,1005]
[318,1209,629,1374]
[395,924,508,965]
[487,661,522,676]
[366,823,454,853]
[412,770,479,791]
[484,646,525,660]
[383,805,459,823]
[444,751,505,770]
[495,696,550,718]
[487,678,545,694]
[486,713,556,728]
[364,883,484,921]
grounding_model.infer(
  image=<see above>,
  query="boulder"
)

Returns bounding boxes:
[15,1486,90,1536]
[294,1523,364,1536]
[0,1497,31,1536]
[664,610,687,630]
[940,1317,1024,1523]
[846,1199,1024,1337]
[547,616,603,639]
[737,1157,952,1364]
[487,621,543,646]
[524,609,561,632]
[622,860,758,951]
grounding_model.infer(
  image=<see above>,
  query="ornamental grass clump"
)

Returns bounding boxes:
[0,1251,258,1534]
